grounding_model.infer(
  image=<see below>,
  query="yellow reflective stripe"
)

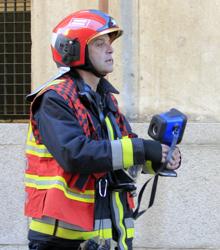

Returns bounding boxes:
[126,228,134,238]
[105,116,114,140]
[26,140,52,157]
[27,140,48,149]
[25,149,53,158]
[37,79,65,97]
[145,160,155,174]
[26,123,33,142]
[25,174,94,203]
[26,123,53,157]
[120,138,134,169]
[30,220,112,240]
[115,192,128,250]
[25,174,94,195]
[122,135,129,138]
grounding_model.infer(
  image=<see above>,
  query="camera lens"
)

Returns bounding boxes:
[152,124,158,136]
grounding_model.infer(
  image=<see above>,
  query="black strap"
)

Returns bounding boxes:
[149,175,159,208]
[53,219,59,236]
[75,174,90,190]
[133,129,180,220]
[133,177,154,219]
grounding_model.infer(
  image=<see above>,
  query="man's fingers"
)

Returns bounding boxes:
[167,148,181,170]
[161,145,181,169]
[161,144,170,163]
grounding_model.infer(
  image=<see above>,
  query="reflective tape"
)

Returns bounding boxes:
[120,138,134,169]
[111,140,123,170]
[30,218,113,240]
[111,192,128,250]
[25,174,94,203]
[143,160,155,175]
[26,124,52,158]
[105,115,134,170]
[33,216,112,232]
[26,143,52,158]
[105,116,114,140]
[124,218,134,229]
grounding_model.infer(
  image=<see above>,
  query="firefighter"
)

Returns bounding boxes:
[25,9,181,250]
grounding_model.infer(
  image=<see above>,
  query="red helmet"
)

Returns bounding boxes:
[51,9,123,67]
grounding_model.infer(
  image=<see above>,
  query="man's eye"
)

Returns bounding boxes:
[96,41,104,47]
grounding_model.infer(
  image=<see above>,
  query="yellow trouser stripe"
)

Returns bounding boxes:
[30,219,133,241]
[30,220,112,240]
[115,192,128,250]
[127,228,134,238]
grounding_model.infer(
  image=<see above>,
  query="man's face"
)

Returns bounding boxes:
[88,34,114,75]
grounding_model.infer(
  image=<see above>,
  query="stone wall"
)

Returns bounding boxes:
[0,123,219,249]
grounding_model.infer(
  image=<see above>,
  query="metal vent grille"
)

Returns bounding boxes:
[0,0,31,120]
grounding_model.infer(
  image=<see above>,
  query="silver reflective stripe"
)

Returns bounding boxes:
[26,144,51,155]
[110,140,123,170]
[25,176,94,201]
[124,218,134,229]
[111,192,127,250]
[33,217,112,231]
[33,217,86,231]
[94,219,112,230]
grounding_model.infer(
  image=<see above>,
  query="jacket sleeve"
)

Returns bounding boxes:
[118,108,163,175]
[34,90,146,174]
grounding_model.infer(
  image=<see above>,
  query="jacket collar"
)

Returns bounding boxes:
[75,75,119,113]
[97,78,119,95]
[75,73,120,96]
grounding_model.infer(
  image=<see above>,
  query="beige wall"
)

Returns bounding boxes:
[32,0,220,122]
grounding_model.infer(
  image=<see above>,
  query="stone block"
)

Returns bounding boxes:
[133,145,220,248]
[0,124,28,145]
[0,144,28,245]
[0,246,27,250]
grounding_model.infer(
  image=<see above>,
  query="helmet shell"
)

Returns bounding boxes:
[51,9,123,67]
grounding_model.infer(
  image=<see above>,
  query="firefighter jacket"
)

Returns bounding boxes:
[25,71,153,248]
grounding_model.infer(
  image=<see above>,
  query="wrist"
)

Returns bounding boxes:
[142,139,162,163]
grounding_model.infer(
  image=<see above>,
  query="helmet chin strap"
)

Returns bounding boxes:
[75,46,106,78]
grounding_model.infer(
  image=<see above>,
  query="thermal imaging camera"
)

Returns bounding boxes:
[148,108,187,177]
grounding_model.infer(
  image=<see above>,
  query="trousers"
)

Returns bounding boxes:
[28,240,82,250]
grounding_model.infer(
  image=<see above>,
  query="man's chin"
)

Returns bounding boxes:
[102,68,114,75]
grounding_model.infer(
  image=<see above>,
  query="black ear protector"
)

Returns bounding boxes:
[55,34,80,65]
[75,45,106,78]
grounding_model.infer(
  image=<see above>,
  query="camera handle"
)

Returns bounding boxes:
[159,125,180,177]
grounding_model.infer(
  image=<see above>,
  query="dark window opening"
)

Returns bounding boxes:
[0,0,31,120]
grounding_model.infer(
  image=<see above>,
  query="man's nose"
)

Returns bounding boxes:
[106,44,114,54]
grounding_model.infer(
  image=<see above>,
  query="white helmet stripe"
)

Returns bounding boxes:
[51,32,58,48]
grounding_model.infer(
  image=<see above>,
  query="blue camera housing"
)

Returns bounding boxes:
[148,108,187,146]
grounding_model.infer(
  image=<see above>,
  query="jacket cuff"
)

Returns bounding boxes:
[110,138,146,171]
[110,137,133,170]
[131,138,145,165]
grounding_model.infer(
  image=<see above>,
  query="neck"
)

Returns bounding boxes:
[76,69,101,92]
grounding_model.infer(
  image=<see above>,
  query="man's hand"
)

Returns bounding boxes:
[161,145,181,170]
